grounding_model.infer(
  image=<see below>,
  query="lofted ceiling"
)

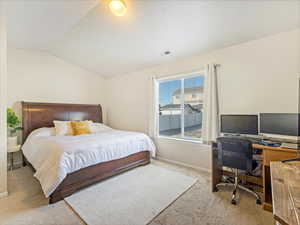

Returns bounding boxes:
[6,0,300,77]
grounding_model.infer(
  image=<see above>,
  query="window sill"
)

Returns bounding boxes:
[156,136,210,146]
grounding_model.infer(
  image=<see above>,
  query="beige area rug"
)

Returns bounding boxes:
[65,164,197,225]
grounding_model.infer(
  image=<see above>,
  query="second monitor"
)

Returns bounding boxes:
[220,114,258,135]
[260,113,299,137]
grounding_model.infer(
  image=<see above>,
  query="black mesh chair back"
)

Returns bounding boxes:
[217,137,253,172]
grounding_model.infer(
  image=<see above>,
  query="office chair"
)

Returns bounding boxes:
[216,137,261,205]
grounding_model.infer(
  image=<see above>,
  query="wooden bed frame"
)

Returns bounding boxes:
[21,101,151,204]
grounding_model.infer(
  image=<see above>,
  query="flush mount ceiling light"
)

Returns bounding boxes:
[161,50,172,57]
[109,0,127,17]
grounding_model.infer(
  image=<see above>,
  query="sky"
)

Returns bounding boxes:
[159,75,205,105]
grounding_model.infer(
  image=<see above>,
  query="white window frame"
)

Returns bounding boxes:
[155,70,206,143]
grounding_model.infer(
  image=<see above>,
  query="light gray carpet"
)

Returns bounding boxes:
[65,164,197,225]
[0,201,85,225]
[0,167,84,225]
[150,161,274,225]
[0,162,274,225]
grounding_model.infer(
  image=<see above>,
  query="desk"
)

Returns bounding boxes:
[211,142,298,211]
[271,161,300,225]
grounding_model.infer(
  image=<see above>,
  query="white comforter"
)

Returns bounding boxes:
[22,127,156,197]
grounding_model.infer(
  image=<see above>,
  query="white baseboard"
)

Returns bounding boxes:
[156,156,211,174]
[0,191,8,199]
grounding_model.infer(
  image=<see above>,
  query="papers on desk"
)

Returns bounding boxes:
[281,142,299,149]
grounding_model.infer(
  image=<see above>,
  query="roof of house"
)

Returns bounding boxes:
[172,87,204,96]
[160,104,203,112]
[160,104,181,110]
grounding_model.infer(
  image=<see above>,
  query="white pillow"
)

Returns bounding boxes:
[53,121,73,136]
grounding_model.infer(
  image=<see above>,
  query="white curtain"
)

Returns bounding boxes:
[147,75,158,139]
[202,64,219,143]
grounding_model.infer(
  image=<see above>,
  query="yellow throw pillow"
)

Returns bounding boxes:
[71,121,92,136]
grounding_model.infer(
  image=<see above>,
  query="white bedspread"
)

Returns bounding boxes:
[22,128,156,197]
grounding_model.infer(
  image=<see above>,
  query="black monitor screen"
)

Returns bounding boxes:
[260,113,299,137]
[220,115,258,135]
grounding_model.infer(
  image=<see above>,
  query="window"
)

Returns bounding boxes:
[157,73,205,141]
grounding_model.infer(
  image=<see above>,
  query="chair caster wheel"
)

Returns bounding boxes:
[256,199,262,205]
[231,199,236,205]
[214,187,219,192]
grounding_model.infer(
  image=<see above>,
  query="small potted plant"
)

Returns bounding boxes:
[7,108,22,147]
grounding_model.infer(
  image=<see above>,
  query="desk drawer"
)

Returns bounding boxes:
[263,150,297,166]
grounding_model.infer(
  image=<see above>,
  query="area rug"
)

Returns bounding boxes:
[64,164,197,225]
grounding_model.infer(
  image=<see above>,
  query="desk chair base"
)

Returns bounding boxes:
[216,170,262,205]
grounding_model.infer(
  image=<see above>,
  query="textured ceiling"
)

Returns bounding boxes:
[6,0,300,77]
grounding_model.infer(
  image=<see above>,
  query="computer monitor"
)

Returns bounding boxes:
[220,115,258,135]
[259,113,300,137]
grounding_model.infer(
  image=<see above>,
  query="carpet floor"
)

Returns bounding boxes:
[0,160,275,225]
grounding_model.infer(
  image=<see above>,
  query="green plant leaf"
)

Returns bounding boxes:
[7,108,22,131]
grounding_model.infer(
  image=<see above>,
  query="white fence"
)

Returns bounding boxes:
[159,112,202,131]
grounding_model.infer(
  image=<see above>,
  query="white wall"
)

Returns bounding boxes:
[105,29,300,171]
[7,48,106,118]
[0,4,8,197]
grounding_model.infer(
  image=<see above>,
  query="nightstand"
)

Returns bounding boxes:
[7,145,21,171]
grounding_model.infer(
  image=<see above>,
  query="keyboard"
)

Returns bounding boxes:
[249,139,261,144]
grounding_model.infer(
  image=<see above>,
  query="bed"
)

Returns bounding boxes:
[21,102,155,204]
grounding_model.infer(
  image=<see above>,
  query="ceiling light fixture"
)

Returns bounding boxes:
[109,0,127,17]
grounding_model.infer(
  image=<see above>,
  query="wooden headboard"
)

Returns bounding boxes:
[22,102,102,143]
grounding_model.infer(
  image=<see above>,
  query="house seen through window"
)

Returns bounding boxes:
[158,74,205,141]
